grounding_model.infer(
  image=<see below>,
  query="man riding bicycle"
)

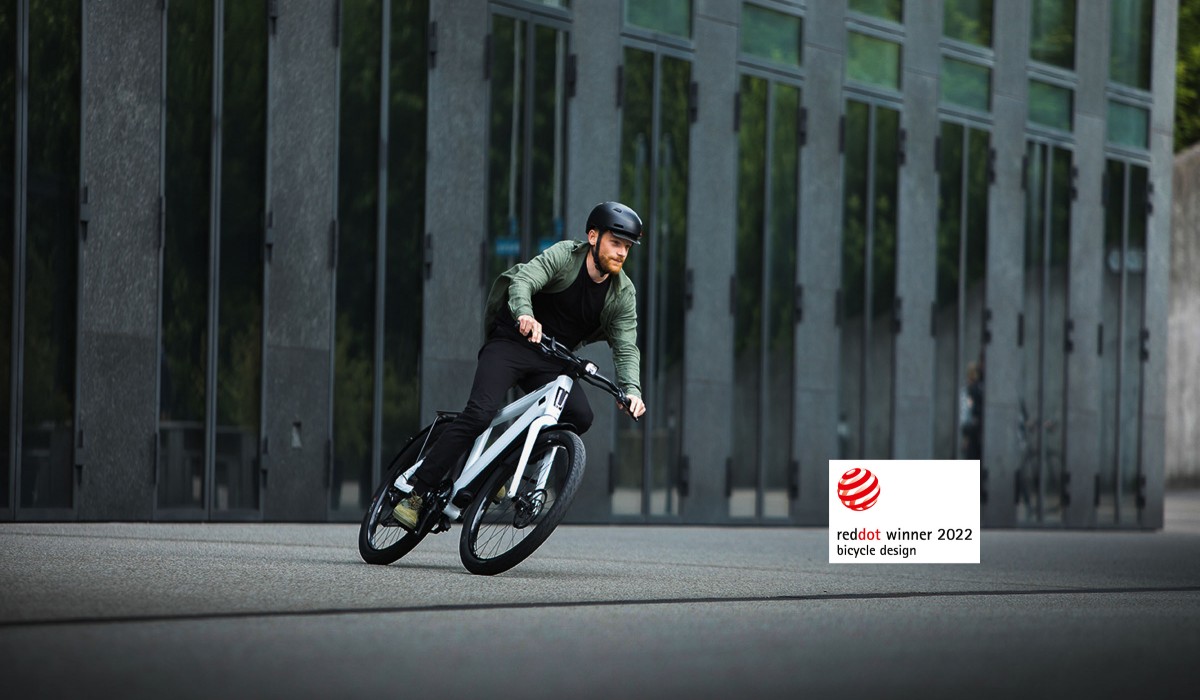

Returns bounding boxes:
[393,201,649,530]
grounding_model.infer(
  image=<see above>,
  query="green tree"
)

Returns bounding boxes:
[1178,0,1200,151]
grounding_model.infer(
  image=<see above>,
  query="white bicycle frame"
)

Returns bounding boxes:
[393,374,574,521]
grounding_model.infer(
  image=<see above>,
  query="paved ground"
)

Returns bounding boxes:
[2,492,1199,699]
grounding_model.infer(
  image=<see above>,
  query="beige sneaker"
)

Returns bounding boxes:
[392,493,424,531]
[491,484,507,503]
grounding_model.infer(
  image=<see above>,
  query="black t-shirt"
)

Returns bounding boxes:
[497,257,611,349]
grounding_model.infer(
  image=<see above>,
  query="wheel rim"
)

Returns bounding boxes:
[469,443,565,561]
[367,487,408,551]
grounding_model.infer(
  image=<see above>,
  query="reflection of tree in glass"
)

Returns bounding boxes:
[487,15,522,284]
[626,0,691,38]
[1030,0,1075,69]
[216,0,266,433]
[383,0,428,460]
[849,0,903,22]
[163,0,213,424]
[334,0,383,506]
[944,0,992,47]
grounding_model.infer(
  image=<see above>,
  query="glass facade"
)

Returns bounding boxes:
[1018,141,1072,525]
[0,2,1177,528]
[215,0,267,513]
[160,0,266,516]
[849,0,902,23]
[934,123,989,461]
[740,4,802,68]
[839,100,900,461]
[1109,0,1152,90]
[1099,159,1148,525]
[941,57,991,113]
[2,0,16,509]
[847,32,900,91]
[160,0,214,511]
[617,45,689,518]
[485,13,569,287]
[732,75,799,519]
[1108,101,1149,150]
[944,0,992,47]
[21,0,80,510]
[625,0,691,39]
[1029,0,1076,69]
[333,0,428,515]
[1028,79,1073,132]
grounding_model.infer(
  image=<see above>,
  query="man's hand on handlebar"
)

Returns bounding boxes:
[517,314,543,344]
[622,394,646,420]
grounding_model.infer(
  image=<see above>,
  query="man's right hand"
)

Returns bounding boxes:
[517,315,543,344]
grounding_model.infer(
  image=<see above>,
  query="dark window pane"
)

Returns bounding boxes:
[740,4,802,67]
[944,0,992,46]
[161,0,212,510]
[963,127,990,462]
[732,74,767,518]
[763,82,798,518]
[1099,159,1124,522]
[839,101,869,460]
[1107,100,1149,149]
[333,0,382,511]
[625,0,691,38]
[651,54,689,516]
[529,24,567,254]
[847,32,900,91]
[868,106,898,460]
[941,57,991,112]
[1,0,15,506]
[849,0,903,23]
[21,0,80,509]
[615,46,653,515]
[1030,0,1075,69]
[214,0,266,512]
[1019,142,1071,524]
[382,0,428,464]
[486,15,524,284]
[934,122,964,460]
[1028,79,1073,132]
[1109,0,1152,89]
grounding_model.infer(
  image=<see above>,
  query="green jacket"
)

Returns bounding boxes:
[485,239,642,398]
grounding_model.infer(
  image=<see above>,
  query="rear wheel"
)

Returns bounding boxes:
[459,430,585,575]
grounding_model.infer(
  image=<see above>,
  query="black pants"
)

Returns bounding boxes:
[409,336,593,492]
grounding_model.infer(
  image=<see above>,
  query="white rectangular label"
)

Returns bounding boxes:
[828,460,981,564]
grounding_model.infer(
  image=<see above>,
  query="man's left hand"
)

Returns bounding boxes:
[623,395,646,419]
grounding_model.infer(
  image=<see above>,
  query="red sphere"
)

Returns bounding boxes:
[838,468,880,511]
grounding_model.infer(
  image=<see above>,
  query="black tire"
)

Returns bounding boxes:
[358,429,437,565]
[459,430,585,575]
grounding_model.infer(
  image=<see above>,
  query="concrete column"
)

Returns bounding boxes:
[892,0,941,461]
[794,0,847,522]
[422,0,490,423]
[77,1,162,519]
[1063,0,1109,527]
[678,0,738,522]
[567,0,623,521]
[1141,0,1180,529]
[263,0,339,521]
[980,0,1031,527]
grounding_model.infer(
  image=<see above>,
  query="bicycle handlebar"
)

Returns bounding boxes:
[522,326,640,422]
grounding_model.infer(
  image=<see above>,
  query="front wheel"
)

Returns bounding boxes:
[459,430,585,575]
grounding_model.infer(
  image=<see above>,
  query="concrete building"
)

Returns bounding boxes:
[2,0,1178,528]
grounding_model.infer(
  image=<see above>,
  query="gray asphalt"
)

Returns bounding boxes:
[2,492,1199,699]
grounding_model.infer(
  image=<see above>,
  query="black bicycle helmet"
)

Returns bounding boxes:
[585,201,643,245]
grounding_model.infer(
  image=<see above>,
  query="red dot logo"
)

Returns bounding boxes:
[838,468,881,511]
